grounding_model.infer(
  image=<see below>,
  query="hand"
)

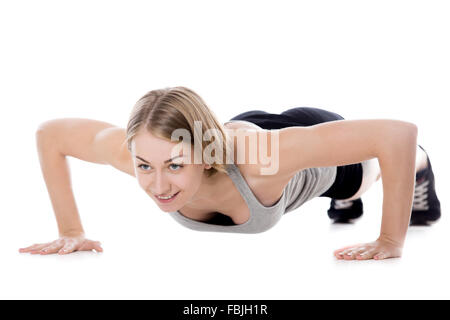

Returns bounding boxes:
[19,234,103,255]
[334,238,403,261]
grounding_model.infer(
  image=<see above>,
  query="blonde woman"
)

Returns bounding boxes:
[19,86,441,260]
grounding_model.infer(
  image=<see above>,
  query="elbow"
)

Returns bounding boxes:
[399,121,419,151]
[412,123,418,137]
[377,121,418,159]
[404,121,418,141]
[404,121,418,134]
[393,120,418,140]
[35,120,58,146]
[36,120,52,136]
[36,122,48,143]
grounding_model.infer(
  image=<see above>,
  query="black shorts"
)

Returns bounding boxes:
[229,106,363,200]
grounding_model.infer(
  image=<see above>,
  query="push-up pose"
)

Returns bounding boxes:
[19,86,441,260]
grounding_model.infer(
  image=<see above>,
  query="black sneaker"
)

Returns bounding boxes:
[410,145,441,225]
[327,198,363,223]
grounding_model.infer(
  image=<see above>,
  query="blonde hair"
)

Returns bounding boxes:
[126,86,230,178]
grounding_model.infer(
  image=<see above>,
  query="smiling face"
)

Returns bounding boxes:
[130,127,212,212]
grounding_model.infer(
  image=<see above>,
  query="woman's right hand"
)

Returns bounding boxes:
[19,234,103,255]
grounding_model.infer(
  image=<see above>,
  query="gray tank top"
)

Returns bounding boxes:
[168,163,336,234]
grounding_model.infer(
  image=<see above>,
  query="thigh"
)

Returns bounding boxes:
[280,106,345,125]
[341,158,381,201]
[229,109,287,130]
[230,106,345,130]
[229,110,270,121]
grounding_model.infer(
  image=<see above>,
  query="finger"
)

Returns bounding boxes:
[355,246,367,254]
[374,251,388,260]
[79,241,103,252]
[347,246,369,260]
[337,246,360,259]
[356,248,377,260]
[19,243,46,252]
[346,250,357,260]
[335,247,354,258]
[28,244,52,254]
[334,244,364,256]
[344,248,360,260]
[93,242,103,253]
[19,244,38,252]
[58,242,77,255]
[39,242,65,255]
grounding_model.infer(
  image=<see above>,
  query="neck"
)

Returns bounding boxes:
[184,169,234,211]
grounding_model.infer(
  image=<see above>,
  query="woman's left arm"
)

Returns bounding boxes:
[334,123,418,260]
[372,124,418,257]
[275,119,418,260]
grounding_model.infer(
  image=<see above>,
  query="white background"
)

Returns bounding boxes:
[1,0,448,299]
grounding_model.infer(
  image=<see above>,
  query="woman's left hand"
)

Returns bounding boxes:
[334,238,403,260]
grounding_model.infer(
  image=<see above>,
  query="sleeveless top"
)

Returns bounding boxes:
[168,163,337,234]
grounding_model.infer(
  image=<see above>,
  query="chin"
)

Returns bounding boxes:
[155,199,184,213]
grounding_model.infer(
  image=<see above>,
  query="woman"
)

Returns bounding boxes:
[19,86,441,260]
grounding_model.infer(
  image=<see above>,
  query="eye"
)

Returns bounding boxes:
[137,164,151,171]
[169,164,183,171]
[137,163,183,171]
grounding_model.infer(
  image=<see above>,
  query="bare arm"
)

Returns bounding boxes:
[377,125,417,248]
[277,119,418,259]
[35,118,134,237]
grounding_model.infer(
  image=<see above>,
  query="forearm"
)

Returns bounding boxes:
[377,125,418,247]
[36,133,85,237]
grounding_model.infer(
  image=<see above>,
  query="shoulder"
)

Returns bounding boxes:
[223,121,289,179]
[223,122,291,201]
[223,120,262,130]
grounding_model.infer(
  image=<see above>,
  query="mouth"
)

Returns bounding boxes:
[155,191,180,204]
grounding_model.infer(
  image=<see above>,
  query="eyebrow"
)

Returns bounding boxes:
[135,155,185,164]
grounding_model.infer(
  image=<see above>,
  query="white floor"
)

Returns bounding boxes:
[3,158,449,299]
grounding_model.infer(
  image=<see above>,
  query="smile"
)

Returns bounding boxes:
[155,191,180,203]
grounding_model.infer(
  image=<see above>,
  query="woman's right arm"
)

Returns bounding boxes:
[19,118,135,255]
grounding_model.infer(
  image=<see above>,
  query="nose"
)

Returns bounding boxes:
[150,171,172,196]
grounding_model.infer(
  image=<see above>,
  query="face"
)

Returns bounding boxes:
[131,128,211,212]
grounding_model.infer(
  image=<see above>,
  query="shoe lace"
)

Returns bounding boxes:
[333,199,354,209]
[413,179,429,210]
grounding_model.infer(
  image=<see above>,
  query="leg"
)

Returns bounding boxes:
[328,145,431,223]
[340,145,429,201]
[231,106,346,130]
[230,107,375,221]
[415,144,429,172]
[410,145,441,225]
[229,110,270,121]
